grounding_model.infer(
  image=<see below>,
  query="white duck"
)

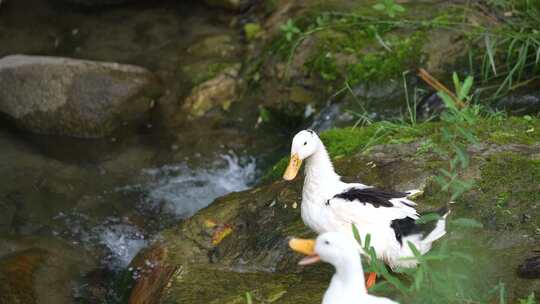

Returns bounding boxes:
[283,130,448,285]
[289,232,399,304]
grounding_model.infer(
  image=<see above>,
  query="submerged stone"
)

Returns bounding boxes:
[182,64,242,118]
[0,236,97,304]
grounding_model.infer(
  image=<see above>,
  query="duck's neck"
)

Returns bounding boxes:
[329,257,367,297]
[304,142,341,191]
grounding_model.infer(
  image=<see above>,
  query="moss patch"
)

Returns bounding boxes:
[464,152,540,235]
[264,116,540,181]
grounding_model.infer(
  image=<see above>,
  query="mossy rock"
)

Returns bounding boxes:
[248,1,497,124]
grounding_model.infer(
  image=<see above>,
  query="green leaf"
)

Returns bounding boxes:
[407,241,422,257]
[438,168,455,179]
[285,32,292,42]
[258,107,271,123]
[454,144,469,169]
[414,266,424,290]
[453,72,461,95]
[394,4,406,12]
[416,213,441,224]
[484,35,498,76]
[352,223,362,246]
[518,292,536,304]
[372,3,385,11]
[451,218,484,228]
[437,92,458,112]
[245,292,253,304]
[363,233,372,251]
[456,126,479,144]
[460,76,474,101]
[434,175,450,189]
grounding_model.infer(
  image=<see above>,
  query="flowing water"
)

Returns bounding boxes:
[0,0,288,301]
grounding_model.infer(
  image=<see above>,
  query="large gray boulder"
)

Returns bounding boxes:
[0,55,160,138]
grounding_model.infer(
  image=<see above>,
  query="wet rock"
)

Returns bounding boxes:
[0,55,161,138]
[497,93,540,115]
[416,91,444,120]
[518,251,540,279]
[421,30,466,76]
[187,34,241,59]
[0,199,15,233]
[181,64,242,118]
[204,0,252,11]
[0,236,97,304]
[128,246,178,304]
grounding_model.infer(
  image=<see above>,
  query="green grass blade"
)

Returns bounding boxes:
[485,35,498,76]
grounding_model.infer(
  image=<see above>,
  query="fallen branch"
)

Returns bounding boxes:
[417,68,466,109]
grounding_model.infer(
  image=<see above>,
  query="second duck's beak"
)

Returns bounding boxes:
[283,153,302,181]
[289,238,321,266]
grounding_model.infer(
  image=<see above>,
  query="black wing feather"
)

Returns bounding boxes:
[333,187,409,208]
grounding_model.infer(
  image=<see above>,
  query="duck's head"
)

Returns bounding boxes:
[283,129,320,180]
[289,232,358,267]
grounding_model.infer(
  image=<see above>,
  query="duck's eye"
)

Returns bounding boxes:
[324,240,330,245]
[303,141,307,146]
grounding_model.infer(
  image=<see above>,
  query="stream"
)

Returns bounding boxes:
[0,0,288,302]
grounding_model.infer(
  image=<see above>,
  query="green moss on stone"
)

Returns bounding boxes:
[470,152,540,234]
[345,32,426,84]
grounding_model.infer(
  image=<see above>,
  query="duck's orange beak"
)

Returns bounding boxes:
[283,153,302,181]
[289,238,321,265]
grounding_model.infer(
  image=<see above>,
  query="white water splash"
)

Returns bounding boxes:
[54,154,256,270]
[140,154,256,218]
[54,213,147,270]
[92,222,147,269]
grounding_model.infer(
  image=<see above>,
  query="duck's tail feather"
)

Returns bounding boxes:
[422,206,450,244]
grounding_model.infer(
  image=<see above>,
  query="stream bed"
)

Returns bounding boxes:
[0,0,286,302]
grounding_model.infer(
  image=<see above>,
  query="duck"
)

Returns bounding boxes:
[289,231,399,304]
[283,129,449,285]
